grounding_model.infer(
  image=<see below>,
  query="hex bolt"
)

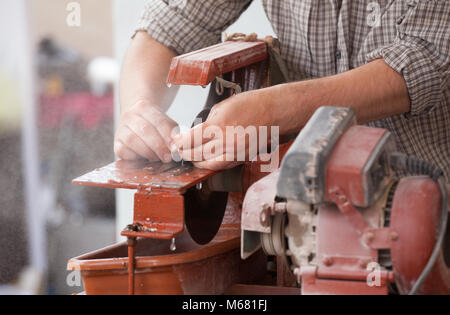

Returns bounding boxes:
[339,195,348,203]
[365,232,375,243]
[323,257,334,267]
[359,259,371,269]
[391,232,399,241]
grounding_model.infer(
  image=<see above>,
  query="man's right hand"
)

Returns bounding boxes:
[114,100,178,163]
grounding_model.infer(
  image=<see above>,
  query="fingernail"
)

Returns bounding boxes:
[171,151,182,163]
[163,154,172,163]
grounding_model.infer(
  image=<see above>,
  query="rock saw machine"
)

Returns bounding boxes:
[68,38,450,295]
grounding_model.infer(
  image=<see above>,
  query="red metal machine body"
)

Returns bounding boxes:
[74,160,220,240]
[242,106,450,295]
[167,41,268,86]
[389,178,450,294]
[70,39,449,295]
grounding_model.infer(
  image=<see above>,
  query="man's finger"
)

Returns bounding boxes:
[178,139,225,162]
[126,114,172,163]
[114,140,140,161]
[139,106,179,147]
[116,125,159,161]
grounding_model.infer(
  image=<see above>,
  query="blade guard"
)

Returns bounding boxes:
[167,41,268,86]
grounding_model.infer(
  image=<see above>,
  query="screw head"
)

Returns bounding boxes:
[391,232,399,241]
[323,257,334,267]
[339,195,348,203]
[365,232,375,243]
[260,210,270,227]
[359,259,371,269]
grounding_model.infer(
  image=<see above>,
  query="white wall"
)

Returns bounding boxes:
[0,0,46,274]
[113,0,274,240]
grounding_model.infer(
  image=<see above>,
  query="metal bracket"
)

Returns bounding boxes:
[328,187,369,235]
[363,227,399,250]
[329,187,398,250]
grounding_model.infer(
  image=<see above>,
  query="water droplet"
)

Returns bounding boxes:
[170,238,176,252]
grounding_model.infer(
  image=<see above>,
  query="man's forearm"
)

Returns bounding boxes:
[119,31,178,113]
[270,59,411,135]
[115,32,180,162]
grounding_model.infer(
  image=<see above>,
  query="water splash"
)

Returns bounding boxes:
[170,238,176,252]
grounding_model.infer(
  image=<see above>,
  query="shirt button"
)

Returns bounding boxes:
[336,51,342,60]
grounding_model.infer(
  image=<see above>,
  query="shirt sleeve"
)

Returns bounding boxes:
[135,0,253,55]
[366,0,450,117]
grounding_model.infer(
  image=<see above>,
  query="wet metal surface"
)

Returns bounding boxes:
[72,160,219,193]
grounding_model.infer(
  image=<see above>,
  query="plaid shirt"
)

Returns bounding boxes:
[136,0,450,180]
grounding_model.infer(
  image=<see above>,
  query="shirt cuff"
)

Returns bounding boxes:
[366,37,442,118]
[135,0,222,55]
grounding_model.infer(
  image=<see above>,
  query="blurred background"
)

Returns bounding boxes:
[0,0,274,295]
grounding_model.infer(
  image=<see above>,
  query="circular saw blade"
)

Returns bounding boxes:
[184,184,228,245]
[183,80,231,245]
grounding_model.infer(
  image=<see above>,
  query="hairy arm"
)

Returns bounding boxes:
[119,32,178,113]
[173,59,411,169]
[272,59,411,135]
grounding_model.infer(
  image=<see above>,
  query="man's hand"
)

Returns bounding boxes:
[172,59,410,171]
[115,100,178,162]
[172,89,278,170]
[115,32,180,162]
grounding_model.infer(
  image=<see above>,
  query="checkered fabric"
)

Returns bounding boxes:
[136,0,450,180]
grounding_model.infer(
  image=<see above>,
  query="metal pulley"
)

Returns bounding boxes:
[261,212,287,257]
